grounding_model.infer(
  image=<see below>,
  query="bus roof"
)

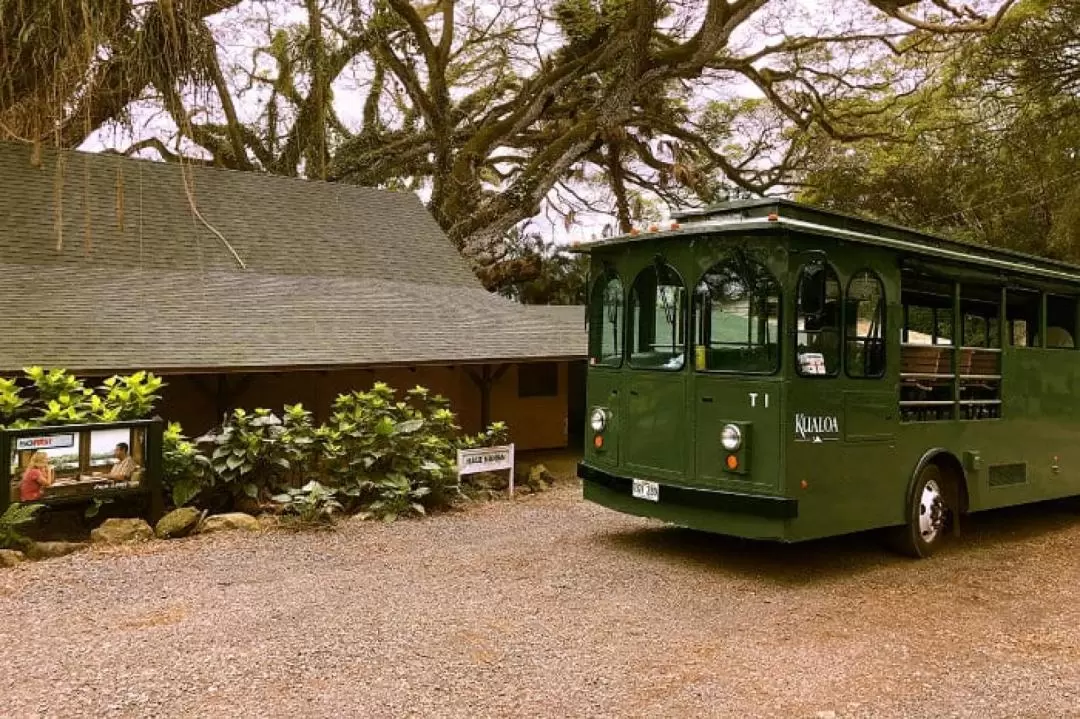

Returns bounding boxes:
[570,198,1080,285]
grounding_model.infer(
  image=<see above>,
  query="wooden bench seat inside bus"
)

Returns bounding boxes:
[900,345,952,382]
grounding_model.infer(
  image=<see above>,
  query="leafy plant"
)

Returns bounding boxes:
[460,421,510,450]
[0,502,42,550]
[323,383,463,519]
[21,367,91,425]
[162,422,212,507]
[85,497,114,519]
[0,377,26,425]
[272,481,343,525]
[97,371,165,420]
[196,408,291,502]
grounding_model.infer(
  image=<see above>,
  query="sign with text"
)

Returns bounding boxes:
[15,434,76,452]
[457,444,516,496]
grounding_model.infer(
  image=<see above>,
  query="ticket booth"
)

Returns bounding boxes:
[0,419,165,522]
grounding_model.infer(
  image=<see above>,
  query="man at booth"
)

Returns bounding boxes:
[94,442,137,481]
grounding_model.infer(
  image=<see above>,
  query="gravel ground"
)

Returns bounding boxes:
[2,465,1080,719]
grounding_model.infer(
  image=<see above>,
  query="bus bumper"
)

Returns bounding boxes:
[578,462,797,541]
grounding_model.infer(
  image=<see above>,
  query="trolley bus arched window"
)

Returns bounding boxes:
[692,255,781,373]
[629,262,687,370]
[845,270,886,378]
[589,271,624,366]
[795,260,841,376]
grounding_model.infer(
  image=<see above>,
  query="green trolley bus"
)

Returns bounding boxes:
[575,198,1080,557]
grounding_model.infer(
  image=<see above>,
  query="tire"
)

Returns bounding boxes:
[891,463,952,559]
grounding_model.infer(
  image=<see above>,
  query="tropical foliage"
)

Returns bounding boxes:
[0,0,1019,287]
[800,0,1079,261]
[167,384,512,523]
[0,502,42,550]
[0,368,165,429]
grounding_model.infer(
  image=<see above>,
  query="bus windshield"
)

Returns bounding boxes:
[692,254,781,373]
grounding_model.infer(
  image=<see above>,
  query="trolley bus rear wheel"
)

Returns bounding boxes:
[894,463,953,558]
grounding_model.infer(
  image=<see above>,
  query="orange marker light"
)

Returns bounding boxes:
[670,222,681,230]
[767,212,779,222]
[725,455,738,470]
[594,435,604,449]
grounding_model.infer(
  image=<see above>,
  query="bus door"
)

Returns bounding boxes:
[690,253,784,491]
[621,261,689,479]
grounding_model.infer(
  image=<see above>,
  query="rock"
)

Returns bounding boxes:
[90,518,155,545]
[199,512,260,534]
[0,549,25,567]
[26,541,86,560]
[154,507,202,539]
[526,464,555,491]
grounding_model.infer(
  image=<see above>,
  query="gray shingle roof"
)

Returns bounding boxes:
[0,142,585,373]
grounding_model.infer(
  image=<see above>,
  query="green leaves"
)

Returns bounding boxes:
[159,382,508,524]
[0,502,43,550]
[272,481,343,525]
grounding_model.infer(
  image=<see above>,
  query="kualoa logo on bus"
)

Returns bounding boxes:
[793,413,840,443]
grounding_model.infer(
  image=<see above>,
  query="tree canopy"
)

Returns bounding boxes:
[800,0,1079,260]
[1,0,1020,290]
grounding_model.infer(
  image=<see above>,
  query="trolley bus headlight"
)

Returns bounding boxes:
[590,408,608,432]
[721,424,743,451]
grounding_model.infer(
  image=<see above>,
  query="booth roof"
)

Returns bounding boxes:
[0,143,586,373]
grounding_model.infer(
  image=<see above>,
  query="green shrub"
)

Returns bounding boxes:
[0,368,165,427]
[0,377,26,426]
[0,503,42,550]
[272,481,342,525]
[96,371,164,420]
[162,422,212,507]
[196,408,294,502]
[322,383,463,520]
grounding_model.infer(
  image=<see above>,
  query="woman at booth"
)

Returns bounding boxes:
[20,451,55,501]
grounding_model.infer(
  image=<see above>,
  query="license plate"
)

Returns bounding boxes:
[631,479,660,502]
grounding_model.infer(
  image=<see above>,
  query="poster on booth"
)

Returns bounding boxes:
[10,428,142,503]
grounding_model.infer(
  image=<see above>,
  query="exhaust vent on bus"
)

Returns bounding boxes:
[988,463,1027,487]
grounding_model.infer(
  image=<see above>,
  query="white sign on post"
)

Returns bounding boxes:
[457,444,516,497]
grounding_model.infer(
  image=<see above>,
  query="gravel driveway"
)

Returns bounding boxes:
[2,469,1079,719]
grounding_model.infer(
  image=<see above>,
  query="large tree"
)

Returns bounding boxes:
[1,0,1018,287]
[800,0,1080,260]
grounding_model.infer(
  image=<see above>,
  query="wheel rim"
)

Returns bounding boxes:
[918,478,947,543]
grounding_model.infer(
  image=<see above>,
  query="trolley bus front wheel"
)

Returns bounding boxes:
[893,462,956,558]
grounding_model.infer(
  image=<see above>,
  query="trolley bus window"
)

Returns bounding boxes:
[845,270,885,378]
[795,262,841,376]
[692,256,780,373]
[1044,295,1077,349]
[629,262,686,370]
[588,272,624,367]
[1007,290,1040,347]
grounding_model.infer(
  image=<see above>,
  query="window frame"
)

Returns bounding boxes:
[587,269,625,368]
[517,362,559,398]
[844,269,887,379]
[627,261,689,372]
[691,257,783,376]
[794,260,843,378]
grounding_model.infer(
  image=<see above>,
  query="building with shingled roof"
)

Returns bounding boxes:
[0,142,586,450]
